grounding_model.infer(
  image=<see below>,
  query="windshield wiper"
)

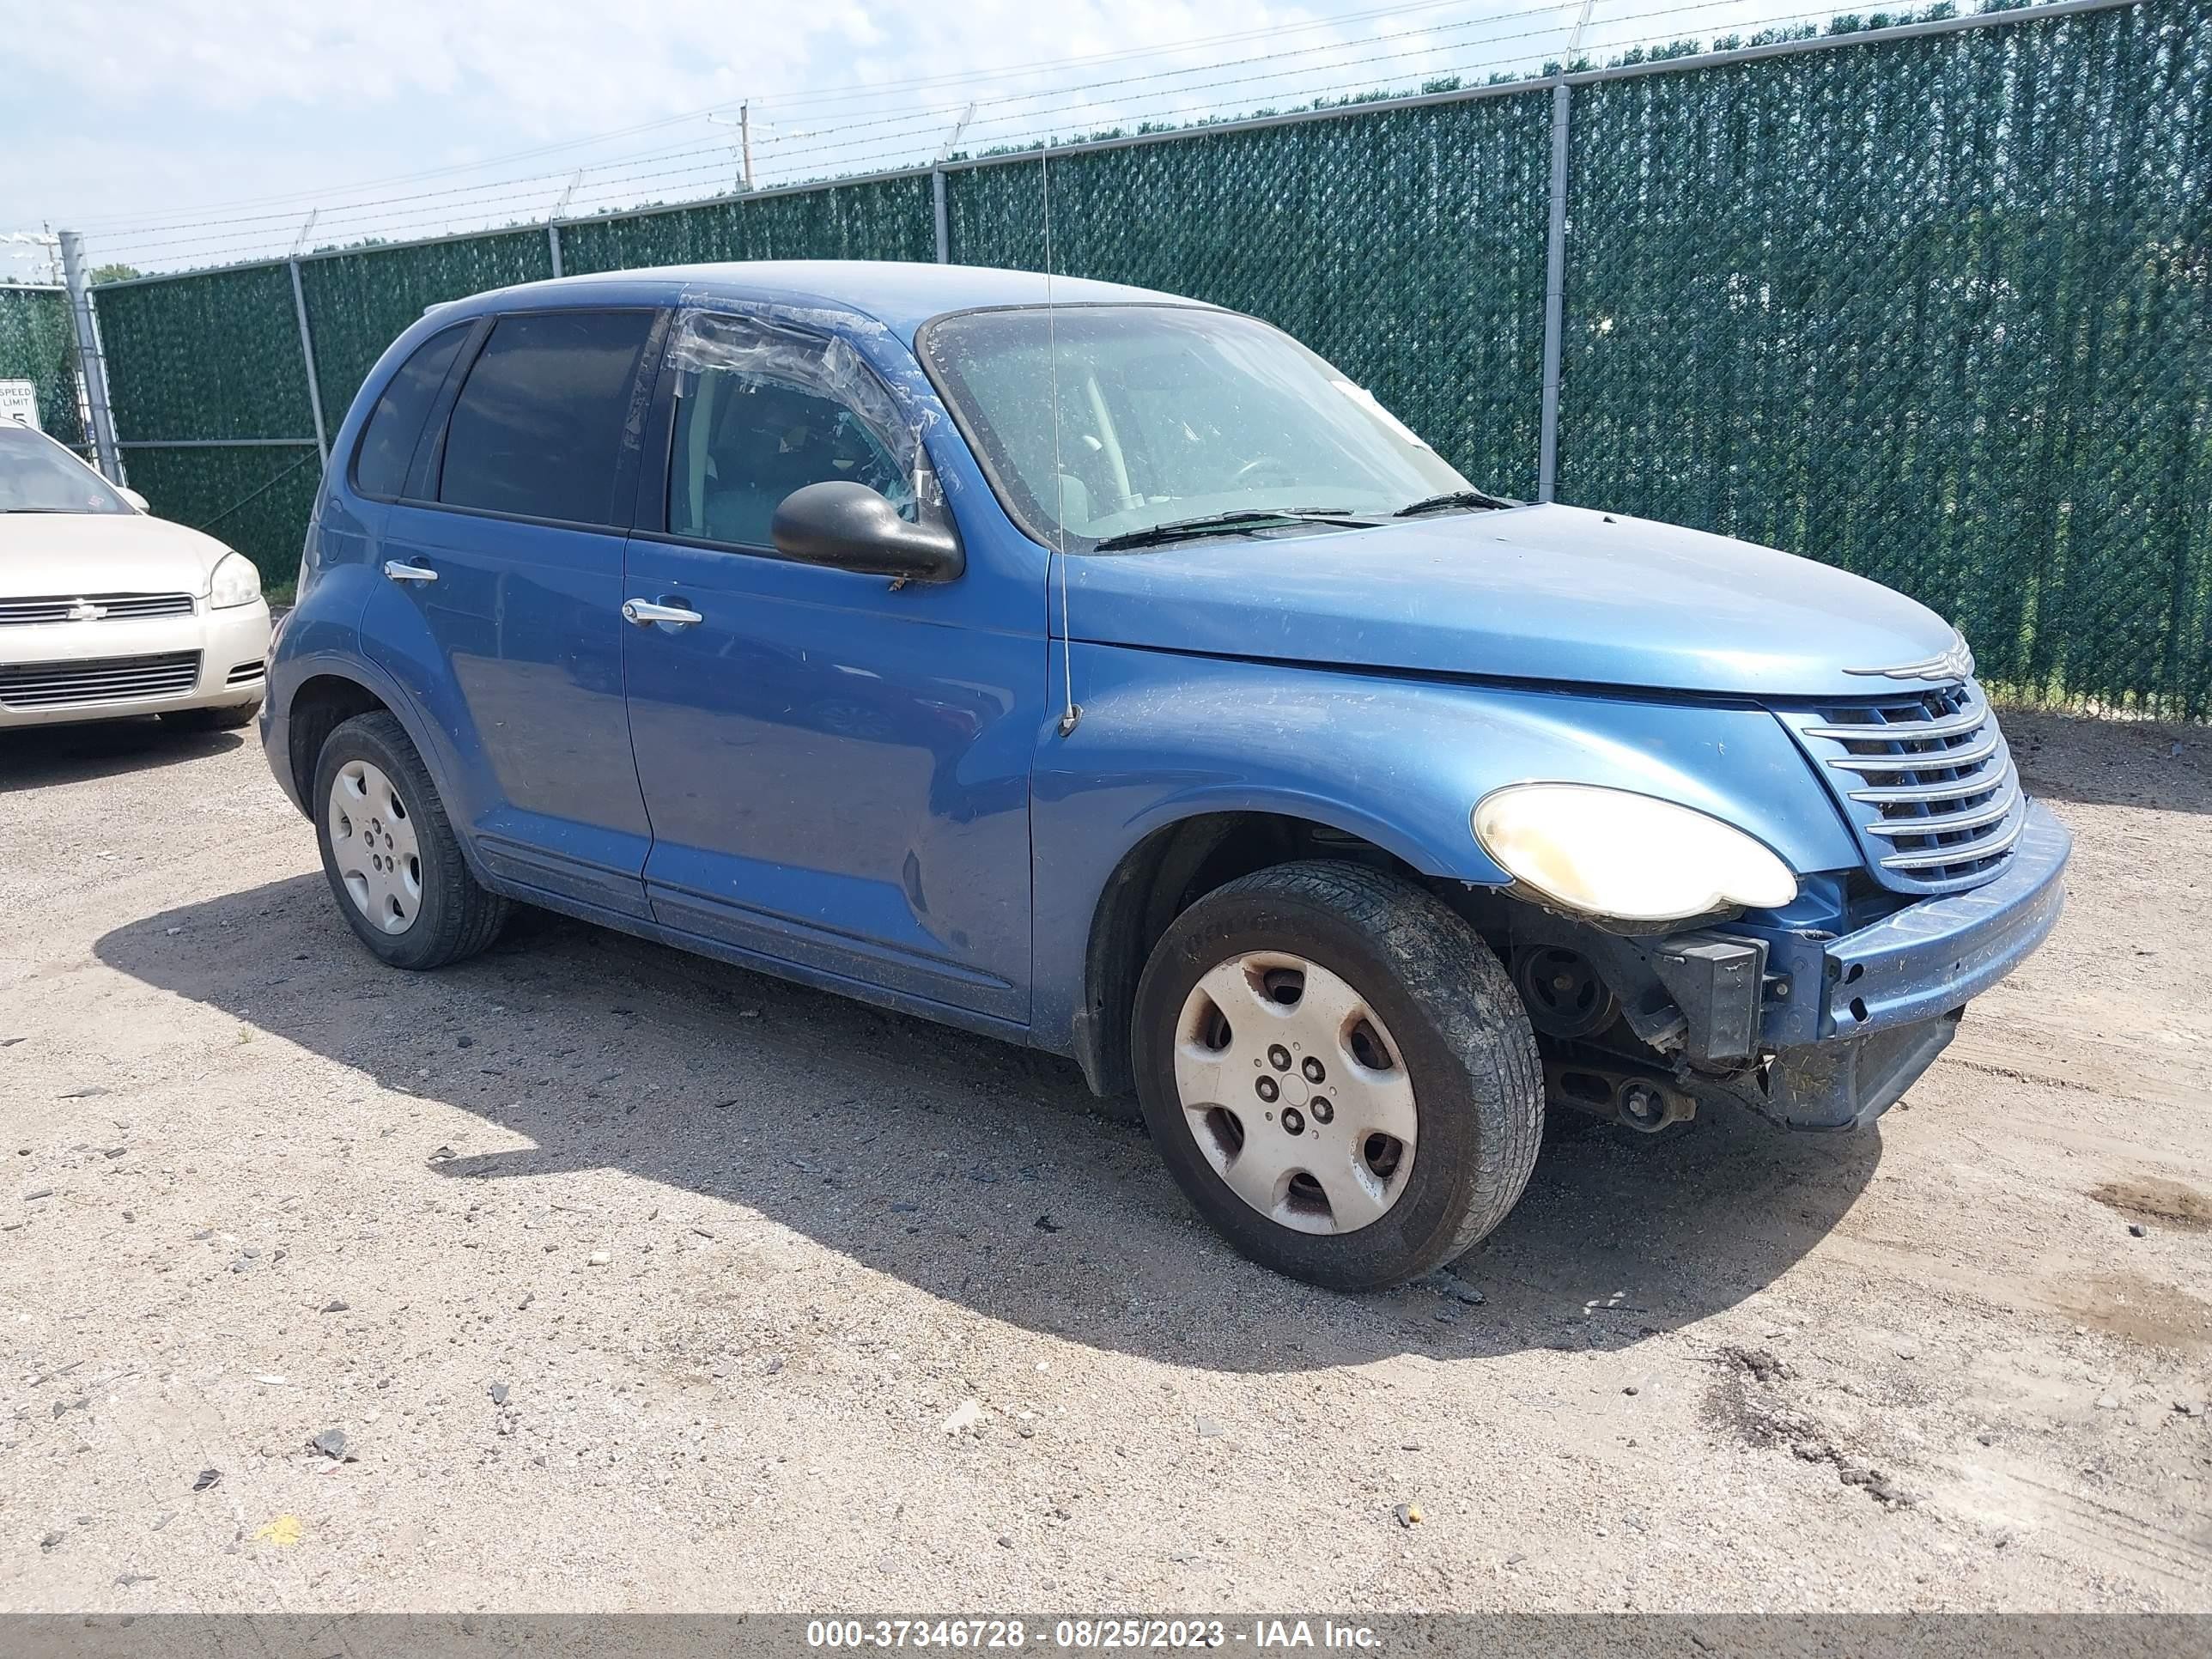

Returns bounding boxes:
[1393,489,1516,517]
[1091,507,1367,551]
[3,507,79,514]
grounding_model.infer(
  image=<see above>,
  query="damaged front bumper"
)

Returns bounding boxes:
[1700,801,2071,1129]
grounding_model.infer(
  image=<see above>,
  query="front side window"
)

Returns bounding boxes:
[352,321,470,500]
[0,426,130,516]
[666,313,915,550]
[438,309,653,527]
[921,305,1474,550]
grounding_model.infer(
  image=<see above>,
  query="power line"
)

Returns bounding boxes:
[644,0,1583,179]
[89,0,1849,271]
[65,0,1499,233]
[743,0,1493,112]
[641,0,1787,183]
[90,3,1554,251]
[92,5,1564,259]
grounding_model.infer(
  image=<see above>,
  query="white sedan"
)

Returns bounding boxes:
[1,424,271,732]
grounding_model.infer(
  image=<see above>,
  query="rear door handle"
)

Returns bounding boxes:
[622,598,703,629]
[383,560,437,583]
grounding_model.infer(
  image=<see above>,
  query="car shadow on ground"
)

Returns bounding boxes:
[94,872,1881,1371]
[0,718,247,792]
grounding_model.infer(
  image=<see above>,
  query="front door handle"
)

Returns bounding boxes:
[622,598,703,629]
[383,560,438,583]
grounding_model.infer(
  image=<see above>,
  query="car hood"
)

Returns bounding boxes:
[1062,504,1961,699]
[0,511,234,600]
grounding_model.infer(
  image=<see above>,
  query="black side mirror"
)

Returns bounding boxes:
[770,481,963,583]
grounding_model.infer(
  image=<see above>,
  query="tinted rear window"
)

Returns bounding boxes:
[437,310,653,526]
[352,322,470,500]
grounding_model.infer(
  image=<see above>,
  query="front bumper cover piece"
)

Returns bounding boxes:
[1690,801,2070,1131]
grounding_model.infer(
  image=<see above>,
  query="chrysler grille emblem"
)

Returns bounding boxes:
[1845,634,1974,684]
[65,599,108,623]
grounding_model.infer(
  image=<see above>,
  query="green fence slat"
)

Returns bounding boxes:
[0,288,88,451]
[555,176,936,276]
[300,229,557,425]
[96,264,313,441]
[946,94,1554,500]
[120,444,321,584]
[1559,0,2212,716]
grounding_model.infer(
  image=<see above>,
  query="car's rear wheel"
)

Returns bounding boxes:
[312,711,507,969]
[161,697,261,732]
[1131,860,1543,1290]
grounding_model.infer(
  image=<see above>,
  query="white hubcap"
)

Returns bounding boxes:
[1174,951,1417,1235]
[328,759,422,935]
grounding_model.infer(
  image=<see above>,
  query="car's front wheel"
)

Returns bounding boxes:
[1131,860,1543,1290]
[312,711,508,969]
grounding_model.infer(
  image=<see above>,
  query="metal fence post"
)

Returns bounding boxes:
[548,222,565,279]
[932,167,951,264]
[56,231,124,483]
[287,258,329,465]
[1536,80,1571,505]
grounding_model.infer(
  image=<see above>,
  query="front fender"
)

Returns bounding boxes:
[1028,642,1861,1055]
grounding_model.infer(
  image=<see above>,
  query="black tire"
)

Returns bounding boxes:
[162,697,261,732]
[311,711,508,969]
[1131,860,1543,1291]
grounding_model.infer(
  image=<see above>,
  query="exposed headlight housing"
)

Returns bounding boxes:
[208,550,262,610]
[1473,784,1798,924]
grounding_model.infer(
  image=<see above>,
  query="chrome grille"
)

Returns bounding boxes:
[1777,679,2024,896]
[0,651,202,709]
[0,592,197,626]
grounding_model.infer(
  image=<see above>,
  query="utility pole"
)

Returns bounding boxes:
[709,102,761,191]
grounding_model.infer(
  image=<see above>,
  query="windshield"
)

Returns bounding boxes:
[0,426,130,515]
[921,305,1474,550]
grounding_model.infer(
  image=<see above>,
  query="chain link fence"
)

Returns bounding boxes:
[945,94,1554,500]
[0,283,89,451]
[1560,0,2210,714]
[72,0,2211,714]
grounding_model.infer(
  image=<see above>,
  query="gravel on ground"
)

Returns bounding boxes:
[1,708,2207,1611]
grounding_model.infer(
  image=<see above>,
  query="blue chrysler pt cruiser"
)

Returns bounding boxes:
[263,261,2069,1290]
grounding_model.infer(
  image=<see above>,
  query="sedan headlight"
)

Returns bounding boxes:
[1473,784,1797,923]
[208,551,262,610]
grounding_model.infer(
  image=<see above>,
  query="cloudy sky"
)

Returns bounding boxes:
[2,0,1831,278]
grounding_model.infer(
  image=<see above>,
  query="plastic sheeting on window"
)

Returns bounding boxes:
[665,305,944,511]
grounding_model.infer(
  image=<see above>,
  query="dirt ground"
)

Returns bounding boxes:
[1,706,2208,1613]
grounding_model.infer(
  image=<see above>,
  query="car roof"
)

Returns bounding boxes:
[435,259,1212,342]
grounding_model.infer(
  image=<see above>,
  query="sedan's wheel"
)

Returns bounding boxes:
[1174,952,1417,1235]
[312,711,508,970]
[1133,860,1543,1290]
[328,757,422,935]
